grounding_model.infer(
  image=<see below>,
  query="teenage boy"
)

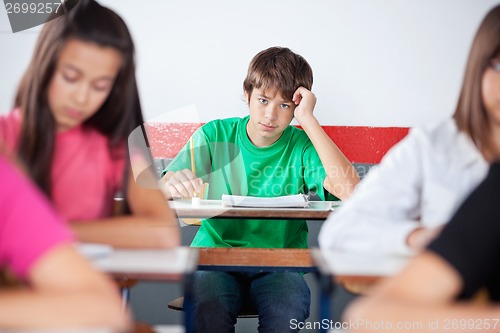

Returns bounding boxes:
[161,46,359,332]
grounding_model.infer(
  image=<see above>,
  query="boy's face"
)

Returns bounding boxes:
[245,87,295,147]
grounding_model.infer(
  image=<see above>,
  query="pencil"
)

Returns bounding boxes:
[189,136,201,204]
[190,136,196,175]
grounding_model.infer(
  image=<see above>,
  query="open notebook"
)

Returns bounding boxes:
[221,194,310,208]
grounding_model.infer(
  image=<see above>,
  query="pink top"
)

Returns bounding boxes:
[0,110,126,221]
[0,157,74,279]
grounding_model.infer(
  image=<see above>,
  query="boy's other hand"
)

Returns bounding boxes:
[161,169,203,199]
[292,86,317,124]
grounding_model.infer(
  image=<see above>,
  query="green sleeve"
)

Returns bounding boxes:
[302,142,339,202]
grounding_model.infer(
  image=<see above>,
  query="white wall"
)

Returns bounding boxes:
[0,0,497,126]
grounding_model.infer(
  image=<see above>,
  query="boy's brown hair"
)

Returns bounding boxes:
[243,46,313,101]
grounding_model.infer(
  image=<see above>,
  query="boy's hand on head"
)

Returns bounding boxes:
[162,169,203,199]
[292,86,317,124]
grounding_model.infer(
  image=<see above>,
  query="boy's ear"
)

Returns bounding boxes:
[244,90,250,104]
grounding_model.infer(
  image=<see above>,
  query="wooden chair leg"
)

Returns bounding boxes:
[115,278,138,308]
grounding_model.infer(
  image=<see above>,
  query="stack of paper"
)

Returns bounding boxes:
[221,194,310,208]
[76,243,113,259]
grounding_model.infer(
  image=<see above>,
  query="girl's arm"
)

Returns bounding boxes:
[292,87,359,200]
[318,127,430,257]
[70,168,181,249]
[0,244,130,330]
[345,252,500,333]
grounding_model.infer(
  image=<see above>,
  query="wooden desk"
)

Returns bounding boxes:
[311,248,411,333]
[92,247,198,281]
[197,247,316,273]
[169,199,336,220]
[190,247,321,327]
[90,247,198,333]
[312,248,410,284]
[162,201,333,328]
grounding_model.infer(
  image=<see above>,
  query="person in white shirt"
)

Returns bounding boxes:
[319,3,500,257]
[346,162,500,333]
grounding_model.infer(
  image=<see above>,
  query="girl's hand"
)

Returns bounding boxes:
[406,226,445,251]
[292,86,317,124]
[162,169,202,199]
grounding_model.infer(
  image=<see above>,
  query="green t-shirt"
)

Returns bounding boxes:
[164,116,336,249]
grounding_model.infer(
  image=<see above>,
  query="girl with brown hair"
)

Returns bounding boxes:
[0,0,179,248]
[320,4,500,257]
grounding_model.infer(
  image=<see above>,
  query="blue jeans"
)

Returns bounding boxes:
[191,271,310,333]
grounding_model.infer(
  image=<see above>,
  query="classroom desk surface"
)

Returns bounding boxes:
[169,199,337,220]
[311,248,414,333]
[196,247,317,272]
[312,248,411,286]
[84,246,196,333]
[91,246,198,281]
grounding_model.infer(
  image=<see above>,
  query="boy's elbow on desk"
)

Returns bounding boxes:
[324,176,359,201]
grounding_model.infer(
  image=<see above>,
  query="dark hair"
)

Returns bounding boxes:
[15,0,143,196]
[243,46,313,101]
[454,4,500,154]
